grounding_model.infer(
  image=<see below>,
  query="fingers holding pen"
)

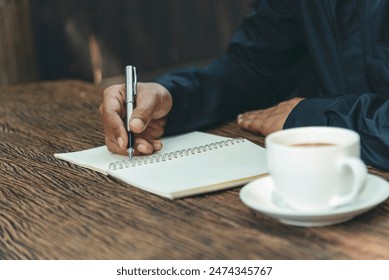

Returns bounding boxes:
[127,82,172,155]
[131,117,164,156]
[135,119,166,153]
[99,81,172,156]
[128,117,164,155]
[131,116,166,155]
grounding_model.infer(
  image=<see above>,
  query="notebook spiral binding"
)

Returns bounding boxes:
[109,137,245,170]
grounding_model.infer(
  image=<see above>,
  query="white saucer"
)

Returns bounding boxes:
[240,174,389,227]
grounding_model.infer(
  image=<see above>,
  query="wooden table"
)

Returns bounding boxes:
[1,80,389,260]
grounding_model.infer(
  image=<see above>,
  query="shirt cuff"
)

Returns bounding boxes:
[283,98,334,129]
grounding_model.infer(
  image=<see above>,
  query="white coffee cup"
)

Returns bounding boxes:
[265,127,367,212]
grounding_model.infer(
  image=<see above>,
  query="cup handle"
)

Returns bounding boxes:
[329,157,367,208]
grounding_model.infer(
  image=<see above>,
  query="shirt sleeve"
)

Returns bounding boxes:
[284,93,389,171]
[155,0,305,135]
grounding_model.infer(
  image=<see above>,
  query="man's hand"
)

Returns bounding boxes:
[237,97,304,136]
[99,82,173,156]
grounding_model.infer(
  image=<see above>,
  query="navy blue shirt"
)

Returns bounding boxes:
[155,0,389,171]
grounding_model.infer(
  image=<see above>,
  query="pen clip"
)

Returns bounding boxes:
[132,66,137,99]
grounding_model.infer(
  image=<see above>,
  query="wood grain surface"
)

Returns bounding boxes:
[1,80,389,259]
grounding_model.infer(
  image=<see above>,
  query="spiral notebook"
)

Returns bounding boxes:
[54,131,268,199]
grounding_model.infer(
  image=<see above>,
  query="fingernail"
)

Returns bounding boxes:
[136,143,147,153]
[117,137,125,148]
[131,118,145,130]
[153,141,163,151]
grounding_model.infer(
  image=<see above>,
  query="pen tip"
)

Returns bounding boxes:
[128,148,134,159]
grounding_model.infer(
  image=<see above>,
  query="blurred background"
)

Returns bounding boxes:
[0,0,253,86]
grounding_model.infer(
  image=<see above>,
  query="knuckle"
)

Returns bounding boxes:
[103,86,114,97]
[103,84,124,99]
[134,105,154,119]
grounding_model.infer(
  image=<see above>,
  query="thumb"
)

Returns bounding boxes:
[129,97,157,134]
[129,82,172,133]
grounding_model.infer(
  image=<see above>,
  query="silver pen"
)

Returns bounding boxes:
[125,65,137,159]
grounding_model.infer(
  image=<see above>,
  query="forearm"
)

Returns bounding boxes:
[155,55,275,135]
[284,93,389,171]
